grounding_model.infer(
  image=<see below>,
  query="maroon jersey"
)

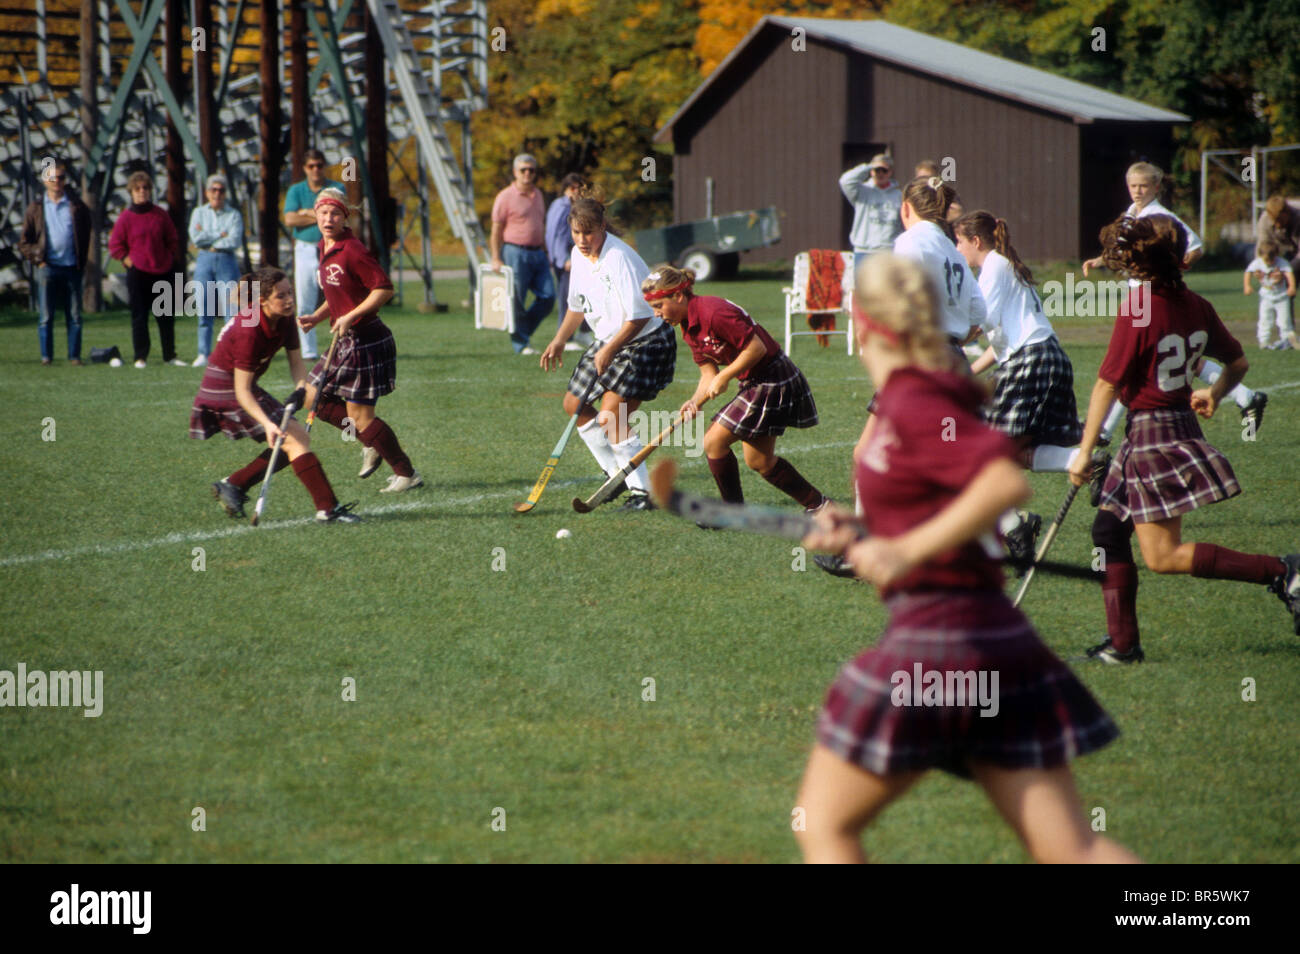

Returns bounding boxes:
[208,306,299,379]
[683,295,780,380]
[857,366,1018,598]
[1099,286,1244,410]
[317,229,393,330]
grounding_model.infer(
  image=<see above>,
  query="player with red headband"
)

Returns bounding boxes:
[297,187,422,492]
[641,266,827,513]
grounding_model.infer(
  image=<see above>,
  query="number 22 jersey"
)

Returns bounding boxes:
[1099,286,1243,410]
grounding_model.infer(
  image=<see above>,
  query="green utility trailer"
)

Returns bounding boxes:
[631,206,781,281]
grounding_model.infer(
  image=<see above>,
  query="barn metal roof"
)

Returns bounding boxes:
[655,16,1188,141]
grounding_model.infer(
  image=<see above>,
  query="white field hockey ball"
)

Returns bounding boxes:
[556,528,572,539]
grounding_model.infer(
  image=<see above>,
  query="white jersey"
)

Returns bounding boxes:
[1127,199,1203,255]
[976,251,1054,363]
[893,220,986,341]
[1246,256,1292,300]
[567,233,660,343]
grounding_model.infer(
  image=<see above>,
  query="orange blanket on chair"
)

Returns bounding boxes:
[805,249,844,347]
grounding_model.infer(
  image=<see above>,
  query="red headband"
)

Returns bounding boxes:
[852,304,901,345]
[314,195,347,215]
[643,280,692,302]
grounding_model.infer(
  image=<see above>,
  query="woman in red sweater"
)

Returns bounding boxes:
[108,171,184,368]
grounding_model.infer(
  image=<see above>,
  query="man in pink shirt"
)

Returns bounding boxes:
[490,153,555,354]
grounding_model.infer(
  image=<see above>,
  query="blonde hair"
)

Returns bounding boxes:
[126,170,153,191]
[641,264,696,298]
[853,253,954,370]
[1126,162,1163,185]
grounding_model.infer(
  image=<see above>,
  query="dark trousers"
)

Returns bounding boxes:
[127,266,177,361]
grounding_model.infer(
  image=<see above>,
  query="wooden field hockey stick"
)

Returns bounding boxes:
[649,460,1100,583]
[1011,480,1083,608]
[572,398,708,514]
[303,332,341,435]
[514,377,601,514]
[250,399,300,527]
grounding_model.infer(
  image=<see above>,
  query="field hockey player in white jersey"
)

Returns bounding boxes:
[540,195,677,511]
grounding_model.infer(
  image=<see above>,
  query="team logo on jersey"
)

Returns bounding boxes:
[323,264,345,286]
[862,418,899,473]
[575,293,591,313]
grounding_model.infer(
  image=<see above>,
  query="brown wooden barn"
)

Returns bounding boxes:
[654,16,1190,263]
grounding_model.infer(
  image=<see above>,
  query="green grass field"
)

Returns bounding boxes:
[1,266,1297,863]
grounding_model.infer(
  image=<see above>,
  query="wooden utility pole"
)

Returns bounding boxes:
[259,0,282,266]
[164,0,186,245]
[80,0,101,310]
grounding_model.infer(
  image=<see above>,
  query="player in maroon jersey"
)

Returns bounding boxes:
[794,253,1137,863]
[641,266,827,512]
[297,188,422,493]
[1068,214,1300,662]
[190,268,357,523]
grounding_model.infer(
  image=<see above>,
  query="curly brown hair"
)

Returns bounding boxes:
[1099,214,1186,291]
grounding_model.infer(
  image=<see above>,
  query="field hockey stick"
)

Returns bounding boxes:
[250,399,300,527]
[514,376,601,514]
[649,460,1100,583]
[572,398,708,514]
[303,333,341,436]
[1011,479,1082,608]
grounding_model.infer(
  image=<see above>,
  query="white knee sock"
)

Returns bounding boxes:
[1030,445,1079,473]
[1099,401,1125,442]
[998,509,1024,536]
[1200,358,1254,407]
[578,418,620,476]
[611,434,649,493]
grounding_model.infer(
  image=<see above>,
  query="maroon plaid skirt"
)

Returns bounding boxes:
[714,354,819,439]
[308,319,397,404]
[816,590,1118,779]
[1098,407,1240,524]
[189,367,284,441]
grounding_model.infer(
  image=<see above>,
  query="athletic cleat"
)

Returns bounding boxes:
[813,553,857,579]
[805,495,832,515]
[167,357,189,367]
[211,479,248,518]
[1084,637,1145,664]
[1241,391,1268,434]
[380,471,423,493]
[359,445,383,479]
[1089,449,1112,507]
[1267,553,1300,635]
[191,355,208,367]
[134,359,147,369]
[316,501,362,524]
[1004,511,1042,574]
[618,491,655,511]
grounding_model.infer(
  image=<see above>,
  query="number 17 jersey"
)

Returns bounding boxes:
[1098,286,1243,410]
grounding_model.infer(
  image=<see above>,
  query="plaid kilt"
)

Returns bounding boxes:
[308,319,397,404]
[189,367,284,441]
[983,338,1083,446]
[1098,407,1240,524]
[567,323,676,403]
[816,590,1119,779]
[715,354,819,438]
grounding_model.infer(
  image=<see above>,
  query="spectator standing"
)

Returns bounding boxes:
[282,150,343,359]
[18,158,91,366]
[490,153,555,354]
[839,153,902,271]
[108,170,185,368]
[546,172,589,350]
[188,173,244,367]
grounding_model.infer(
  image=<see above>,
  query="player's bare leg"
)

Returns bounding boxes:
[794,744,923,863]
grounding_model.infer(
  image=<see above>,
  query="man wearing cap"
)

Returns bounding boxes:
[188,173,244,367]
[839,154,903,271]
[490,153,555,354]
[283,150,344,359]
[18,157,91,366]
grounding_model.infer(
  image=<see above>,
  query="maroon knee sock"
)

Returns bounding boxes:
[359,418,413,477]
[229,448,290,492]
[759,456,824,509]
[314,398,350,430]
[291,452,338,512]
[707,452,744,503]
[1190,543,1285,584]
[1102,563,1141,653]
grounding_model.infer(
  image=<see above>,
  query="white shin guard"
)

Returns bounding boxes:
[1030,445,1079,473]
[578,418,620,477]
[611,434,649,493]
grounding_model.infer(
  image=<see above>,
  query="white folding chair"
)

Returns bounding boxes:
[782,251,853,355]
[475,264,515,333]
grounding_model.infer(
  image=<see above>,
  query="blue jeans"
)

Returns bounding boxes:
[502,244,555,351]
[37,264,83,361]
[193,250,241,357]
